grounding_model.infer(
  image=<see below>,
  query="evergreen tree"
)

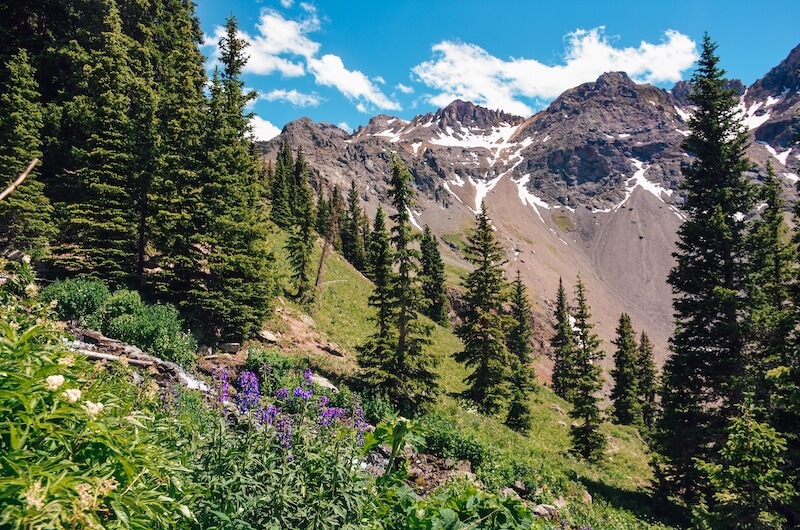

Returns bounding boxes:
[655,35,754,502]
[315,187,331,238]
[286,153,316,308]
[551,277,578,402]
[693,401,795,530]
[505,270,536,432]
[454,203,513,414]
[187,18,274,340]
[342,180,366,271]
[270,141,293,228]
[420,225,449,326]
[637,331,658,430]
[568,276,606,461]
[327,185,346,251]
[610,313,642,426]
[0,49,55,257]
[385,155,439,414]
[357,206,397,391]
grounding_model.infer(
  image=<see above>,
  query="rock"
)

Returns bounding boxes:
[551,403,566,416]
[582,490,593,504]
[218,342,240,354]
[258,330,279,343]
[198,344,213,356]
[555,496,568,509]
[300,314,315,327]
[513,480,527,494]
[532,504,558,519]
[321,341,345,357]
[443,458,455,469]
[311,374,338,391]
[500,487,520,500]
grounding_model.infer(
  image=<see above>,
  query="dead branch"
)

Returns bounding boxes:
[0,159,39,202]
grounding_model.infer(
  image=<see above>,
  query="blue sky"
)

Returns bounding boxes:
[195,0,800,140]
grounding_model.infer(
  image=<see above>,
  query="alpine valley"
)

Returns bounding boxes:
[259,42,800,376]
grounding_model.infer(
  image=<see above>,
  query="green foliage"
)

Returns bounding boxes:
[551,277,578,402]
[0,322,192,529]
[568,276,606,462]
[40,277,110,323]
[693,402,795,529]
[342,180,367,271]
[455,203,513,414]
[637,332,658,430]
[610,313,642,427]
[505,271,536,432]
[286,153,317,307]
[419,225,449,326]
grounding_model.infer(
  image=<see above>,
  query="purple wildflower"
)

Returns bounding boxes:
[303,367,313,385]
[317,395,330,408]
[160,384,180,413]
[213,369,230,408]
[256,404,281,426]
[293,385,312,401]
[276,387,289,401]
[237,371,260,413]
[276,414,292,449]
[352,402,367,446]
[318,406,347,427]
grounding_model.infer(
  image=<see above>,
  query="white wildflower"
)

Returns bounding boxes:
[45,375,65,391]
[57,354,75,367]
[83,400,104,418]
[62,388,81,403]
[24,480,45,510]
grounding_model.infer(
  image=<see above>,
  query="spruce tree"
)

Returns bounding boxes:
[327,185,346,251]
[286,154,316,308]
[637,331,658,430]
[342,180,366,271]
[551,277,578,402]
[270,141,294,228]
[420,225,449,326]
[454,202,513,414]
[357,206,397,392]
[610,313,642,427]
[505,270,536,432]
[568,276,606,461]
[0,49,55,257]
[693,401,795,530]
[387,155,440,414]
[655,35,754,502]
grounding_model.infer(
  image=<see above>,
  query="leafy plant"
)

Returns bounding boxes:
[39,277,110,323]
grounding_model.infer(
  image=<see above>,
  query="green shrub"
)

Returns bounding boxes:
[39,277,109,322]
[0,322,193,528]
[418,413,492,467]
[85,289,143,330]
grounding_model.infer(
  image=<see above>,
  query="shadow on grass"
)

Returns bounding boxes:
[566,472,691,528]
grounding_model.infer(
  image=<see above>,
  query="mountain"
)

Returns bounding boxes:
[258,44,800,379]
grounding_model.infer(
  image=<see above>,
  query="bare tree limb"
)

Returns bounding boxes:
[0,159,39,202]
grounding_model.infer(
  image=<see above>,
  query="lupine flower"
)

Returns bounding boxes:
[303,367,313,385]
[276,387,289,400]
[318,406,347,427]
[45,375,65,391]
[292,386,312,401]
[237,370,260,413]
[83,401,104,418]
[256,404,280,426]
[213,369,230,407]
[317,395,330,408]
[160,385,180,412]
[276,415,292,448]
[352,402,367,446]
[62,388,81,404]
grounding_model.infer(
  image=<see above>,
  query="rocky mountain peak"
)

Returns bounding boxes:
[747,43,800,103]
[433,99,525,129]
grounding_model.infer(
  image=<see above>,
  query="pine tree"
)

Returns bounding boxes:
[551,277,578,402]
[420,225,449,326]
[655,35,754,502]
[693,401,795,530]
[357,206,397,392]
[637,331,658,430]
[610,313,642,427]
[270,141,293,228]
[387,155,440,414]
[187,17,274,340]
[568,276,606,461]
[454,202,513,414]
[342,180,366,271]
[286,153,316,308]
[505,270,536,432]
[327,185,346,252]
[0,49,55,257]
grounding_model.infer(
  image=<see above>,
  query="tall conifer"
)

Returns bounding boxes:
[655,35,754,501]
[551,277,578,402]
[637,331,658,430]
[420,225,449,326]
[610,313,642,427]
[505,270,536,432]
[454,203,513,414]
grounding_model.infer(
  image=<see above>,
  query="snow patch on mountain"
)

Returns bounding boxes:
[761,143,792,166]
[593,159,673,213]
[514,174,553,222]
[468,173,505,213]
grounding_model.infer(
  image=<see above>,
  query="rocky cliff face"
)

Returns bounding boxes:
[258,44,800,374]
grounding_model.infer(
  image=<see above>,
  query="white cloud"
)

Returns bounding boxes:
[373,76,386,84]
[338,122,351,132]
[280,0,293,7]
[396,83,414,94]
[261,89,322,106]
[308,54,401,111]
[412,28,698,117]
[250,115,282,141]
[205,6,398,112]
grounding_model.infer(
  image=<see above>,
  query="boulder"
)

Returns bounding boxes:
[218,342,240,353]
[258,330,279,343]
